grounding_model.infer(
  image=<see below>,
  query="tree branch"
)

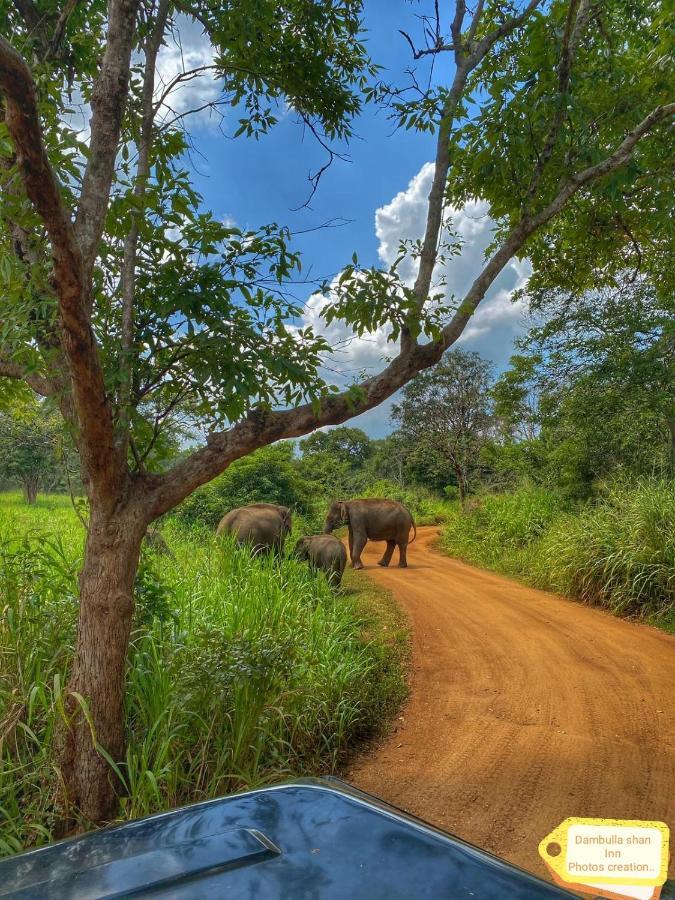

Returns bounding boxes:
[0,35,121,495]
[401,0,542,355]
[45,0,80,60]
[524,0,590,205]
[74,0,140,287]
[12,0,43,34]
[469,0,541,66]
[442,101,675,345]
[147,100,674,520]
[119,0,170,444]
[0,358,54,396]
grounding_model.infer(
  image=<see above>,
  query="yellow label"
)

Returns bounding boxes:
[539,818,669,889]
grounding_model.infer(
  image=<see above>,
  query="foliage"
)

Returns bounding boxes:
[0,0,377,451]
[0,493,405,852]
[489,276,674,497]
[299,427,373,501]
[449,0,673,296]
[391,350,494,503]
[174,443,311,527]
[0,396,69,502]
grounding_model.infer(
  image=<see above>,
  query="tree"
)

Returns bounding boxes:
[392,350,494,505]
[486,275,673,495]
[526,275,674,475]
[299,426,372,499]
[177,443,311,528]
[300,427,372,469]
[0,0,672,826]
[492,354,542,443]
[0,395,63,502]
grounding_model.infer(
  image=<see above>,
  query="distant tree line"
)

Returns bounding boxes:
[5,270,669,510]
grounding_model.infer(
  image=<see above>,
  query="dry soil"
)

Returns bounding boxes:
[347,527,675,882]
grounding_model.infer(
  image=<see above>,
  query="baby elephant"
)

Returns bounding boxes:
[295,535,347,587]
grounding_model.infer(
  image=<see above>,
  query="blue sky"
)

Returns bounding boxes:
[162,1,529,436]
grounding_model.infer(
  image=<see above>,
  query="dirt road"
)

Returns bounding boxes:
[347,527,675,881]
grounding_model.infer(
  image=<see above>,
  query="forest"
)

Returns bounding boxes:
[0,0,672,867]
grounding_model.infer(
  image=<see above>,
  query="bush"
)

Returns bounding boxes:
[173,443,312,528]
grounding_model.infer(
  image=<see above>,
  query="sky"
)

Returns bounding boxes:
[156,1,530,437]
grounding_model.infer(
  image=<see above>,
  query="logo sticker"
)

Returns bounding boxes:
[539,818,670,900]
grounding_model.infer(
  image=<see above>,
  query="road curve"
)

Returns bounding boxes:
[347,527,675,881]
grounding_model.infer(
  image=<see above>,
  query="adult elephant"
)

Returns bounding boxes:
[216,503,292,553]
[295,534,348,587]
[324,498,416,570]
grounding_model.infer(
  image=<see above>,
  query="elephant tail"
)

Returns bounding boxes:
[409,517,417,543]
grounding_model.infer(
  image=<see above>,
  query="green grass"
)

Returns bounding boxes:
[440,480,675,630]
[0,493,407,855]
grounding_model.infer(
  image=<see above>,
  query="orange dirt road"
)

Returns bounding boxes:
[347,527,675,882]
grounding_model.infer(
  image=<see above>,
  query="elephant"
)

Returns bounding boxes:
[324,498,416,570]
[216,503,292,553]
[295,534,348,587]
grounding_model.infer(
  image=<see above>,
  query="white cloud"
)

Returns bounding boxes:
[154,16,222,125]
[298,162,531,435]
[375,162,530,353]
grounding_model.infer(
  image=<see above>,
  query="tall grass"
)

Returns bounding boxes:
[0,494,405,854]
[441,487,563,576]
[441,480,674,627]
[537,480,675,619]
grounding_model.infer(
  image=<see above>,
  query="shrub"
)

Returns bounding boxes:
[173,443,312,528]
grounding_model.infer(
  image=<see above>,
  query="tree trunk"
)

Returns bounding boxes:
[453,462,467,508]
[667,414,675,476]
[23,477,39,504]
[59,501,146,829]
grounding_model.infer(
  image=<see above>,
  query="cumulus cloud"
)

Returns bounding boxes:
[305,162,529,375]
[375,162,530,357]
[298,162,531,435]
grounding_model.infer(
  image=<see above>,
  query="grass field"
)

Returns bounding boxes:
[441,479,675,631]
[0,493,407,854]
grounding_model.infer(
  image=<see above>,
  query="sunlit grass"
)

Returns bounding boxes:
[0,496,406,854]
[441,480,674,629]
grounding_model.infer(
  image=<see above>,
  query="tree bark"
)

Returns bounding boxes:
[59,500,146,828]
[23,477,38,504]
[452,461,467,508]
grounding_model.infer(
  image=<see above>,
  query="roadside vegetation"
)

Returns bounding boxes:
[0,493,406,854]
[441,482,675,630]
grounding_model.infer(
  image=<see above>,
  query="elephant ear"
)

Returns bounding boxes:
[280,506,292,530]
[339,502,349,523]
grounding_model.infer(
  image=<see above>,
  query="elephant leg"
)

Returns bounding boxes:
[348,525,354,562]
[378,540,396,567]
[398,540,408,568]
[351,531,367,569]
